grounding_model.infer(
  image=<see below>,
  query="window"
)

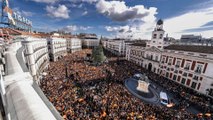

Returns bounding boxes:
[184,63,190,70]
[183,72,187,77]
[195,64,203,73]
[176,61,181,67]
[153,41,156,43]
[191,82,197,89]
[153,34,157,39]
[161,58,165,63]
[173,75,177,81]
[159,34,163,39]
[166,72,169,77]
[168,59,172,65]
[150,55,153,60]
[155,56,158,61]
[193,75,199,81]
[181,78,186,84]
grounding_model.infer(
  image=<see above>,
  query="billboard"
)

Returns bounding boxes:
[2,0,16,25]
[13,12,32,26]
[1,0,32,31]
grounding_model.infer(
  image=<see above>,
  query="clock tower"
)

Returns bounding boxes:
[147,19,165,50]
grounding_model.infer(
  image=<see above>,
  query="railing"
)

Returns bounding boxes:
[184,67,189,70]
[193,76,198,80]
[183,73,187,77]
[195,69,202,74]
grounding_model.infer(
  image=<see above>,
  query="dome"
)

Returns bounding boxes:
[157,19,163,25]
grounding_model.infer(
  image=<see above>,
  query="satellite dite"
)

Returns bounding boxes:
[1,0,32,32]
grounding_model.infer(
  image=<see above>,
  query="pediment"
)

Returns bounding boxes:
[145,46,162,53]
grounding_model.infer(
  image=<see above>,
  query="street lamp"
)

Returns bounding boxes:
[64,60,69,79]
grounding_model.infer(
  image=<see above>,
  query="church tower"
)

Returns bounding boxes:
[147,19,165,50]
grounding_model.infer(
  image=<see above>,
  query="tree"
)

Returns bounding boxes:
[91,45,106,64]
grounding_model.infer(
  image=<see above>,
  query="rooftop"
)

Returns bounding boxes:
[130,42,146,47]
[164,45,213,54]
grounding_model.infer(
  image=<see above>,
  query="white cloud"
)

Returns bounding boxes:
[96,0,157,22]
[82,11,88,16]
[13,8,34,17]
[46,5,70,19]
[98,0,157,39]
[21,11,34,17]
[105,23,155,39]
[30,0,58,3]
[61,25,92,32]
[164,7,213,39]
[69,0,99,4]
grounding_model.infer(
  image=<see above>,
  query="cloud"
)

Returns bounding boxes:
[61,25,92,32]
[96,0,157,22]
[98,0,157,39]
[69,0,99,4]
[13,8,34,17]
[164,7,213,38]
[105,23,155,39]
[46,4,70,19]
[21,11,34,17]
[30,0,58,3]
[82,11,88,16]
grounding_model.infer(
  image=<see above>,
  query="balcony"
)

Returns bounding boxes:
[183,73,187,77]
[184,67,190,70]
[193,76,198,81]
[174,70,178,73]
[175,65,179,68]
[143,56,159,63]
[195,69,202,74]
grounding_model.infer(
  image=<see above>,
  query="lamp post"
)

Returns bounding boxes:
[64,60,69,79]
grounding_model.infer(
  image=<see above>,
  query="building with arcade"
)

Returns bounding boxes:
[47,37,67,61]
[22,37,49,84]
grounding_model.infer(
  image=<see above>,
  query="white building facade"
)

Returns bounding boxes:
[22,37,49,84]
[67,37,82,53]
[146,19,165,50]
[125,20,213,97]
[82,35,100,48]
[47,37,67,61]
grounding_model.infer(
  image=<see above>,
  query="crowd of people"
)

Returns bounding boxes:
[40,49,212,120]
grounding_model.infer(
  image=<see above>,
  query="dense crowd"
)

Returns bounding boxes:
[40,49,212,120]
[148,72,212,114]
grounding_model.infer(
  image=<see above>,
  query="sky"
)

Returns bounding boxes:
[5,0,213,39]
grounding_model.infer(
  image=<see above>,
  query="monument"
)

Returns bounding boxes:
[136,75,150,93]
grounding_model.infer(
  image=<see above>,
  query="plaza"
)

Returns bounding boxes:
[39,49,212,119]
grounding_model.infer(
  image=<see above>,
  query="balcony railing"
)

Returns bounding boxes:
[195,69,202,74]
[168,63,172,65]
[183,73,187,77]
[184,67,190,70]
[193,76,198,80]
[175,65,179,68]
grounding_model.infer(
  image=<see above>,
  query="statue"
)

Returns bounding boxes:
[136,75,150,93]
